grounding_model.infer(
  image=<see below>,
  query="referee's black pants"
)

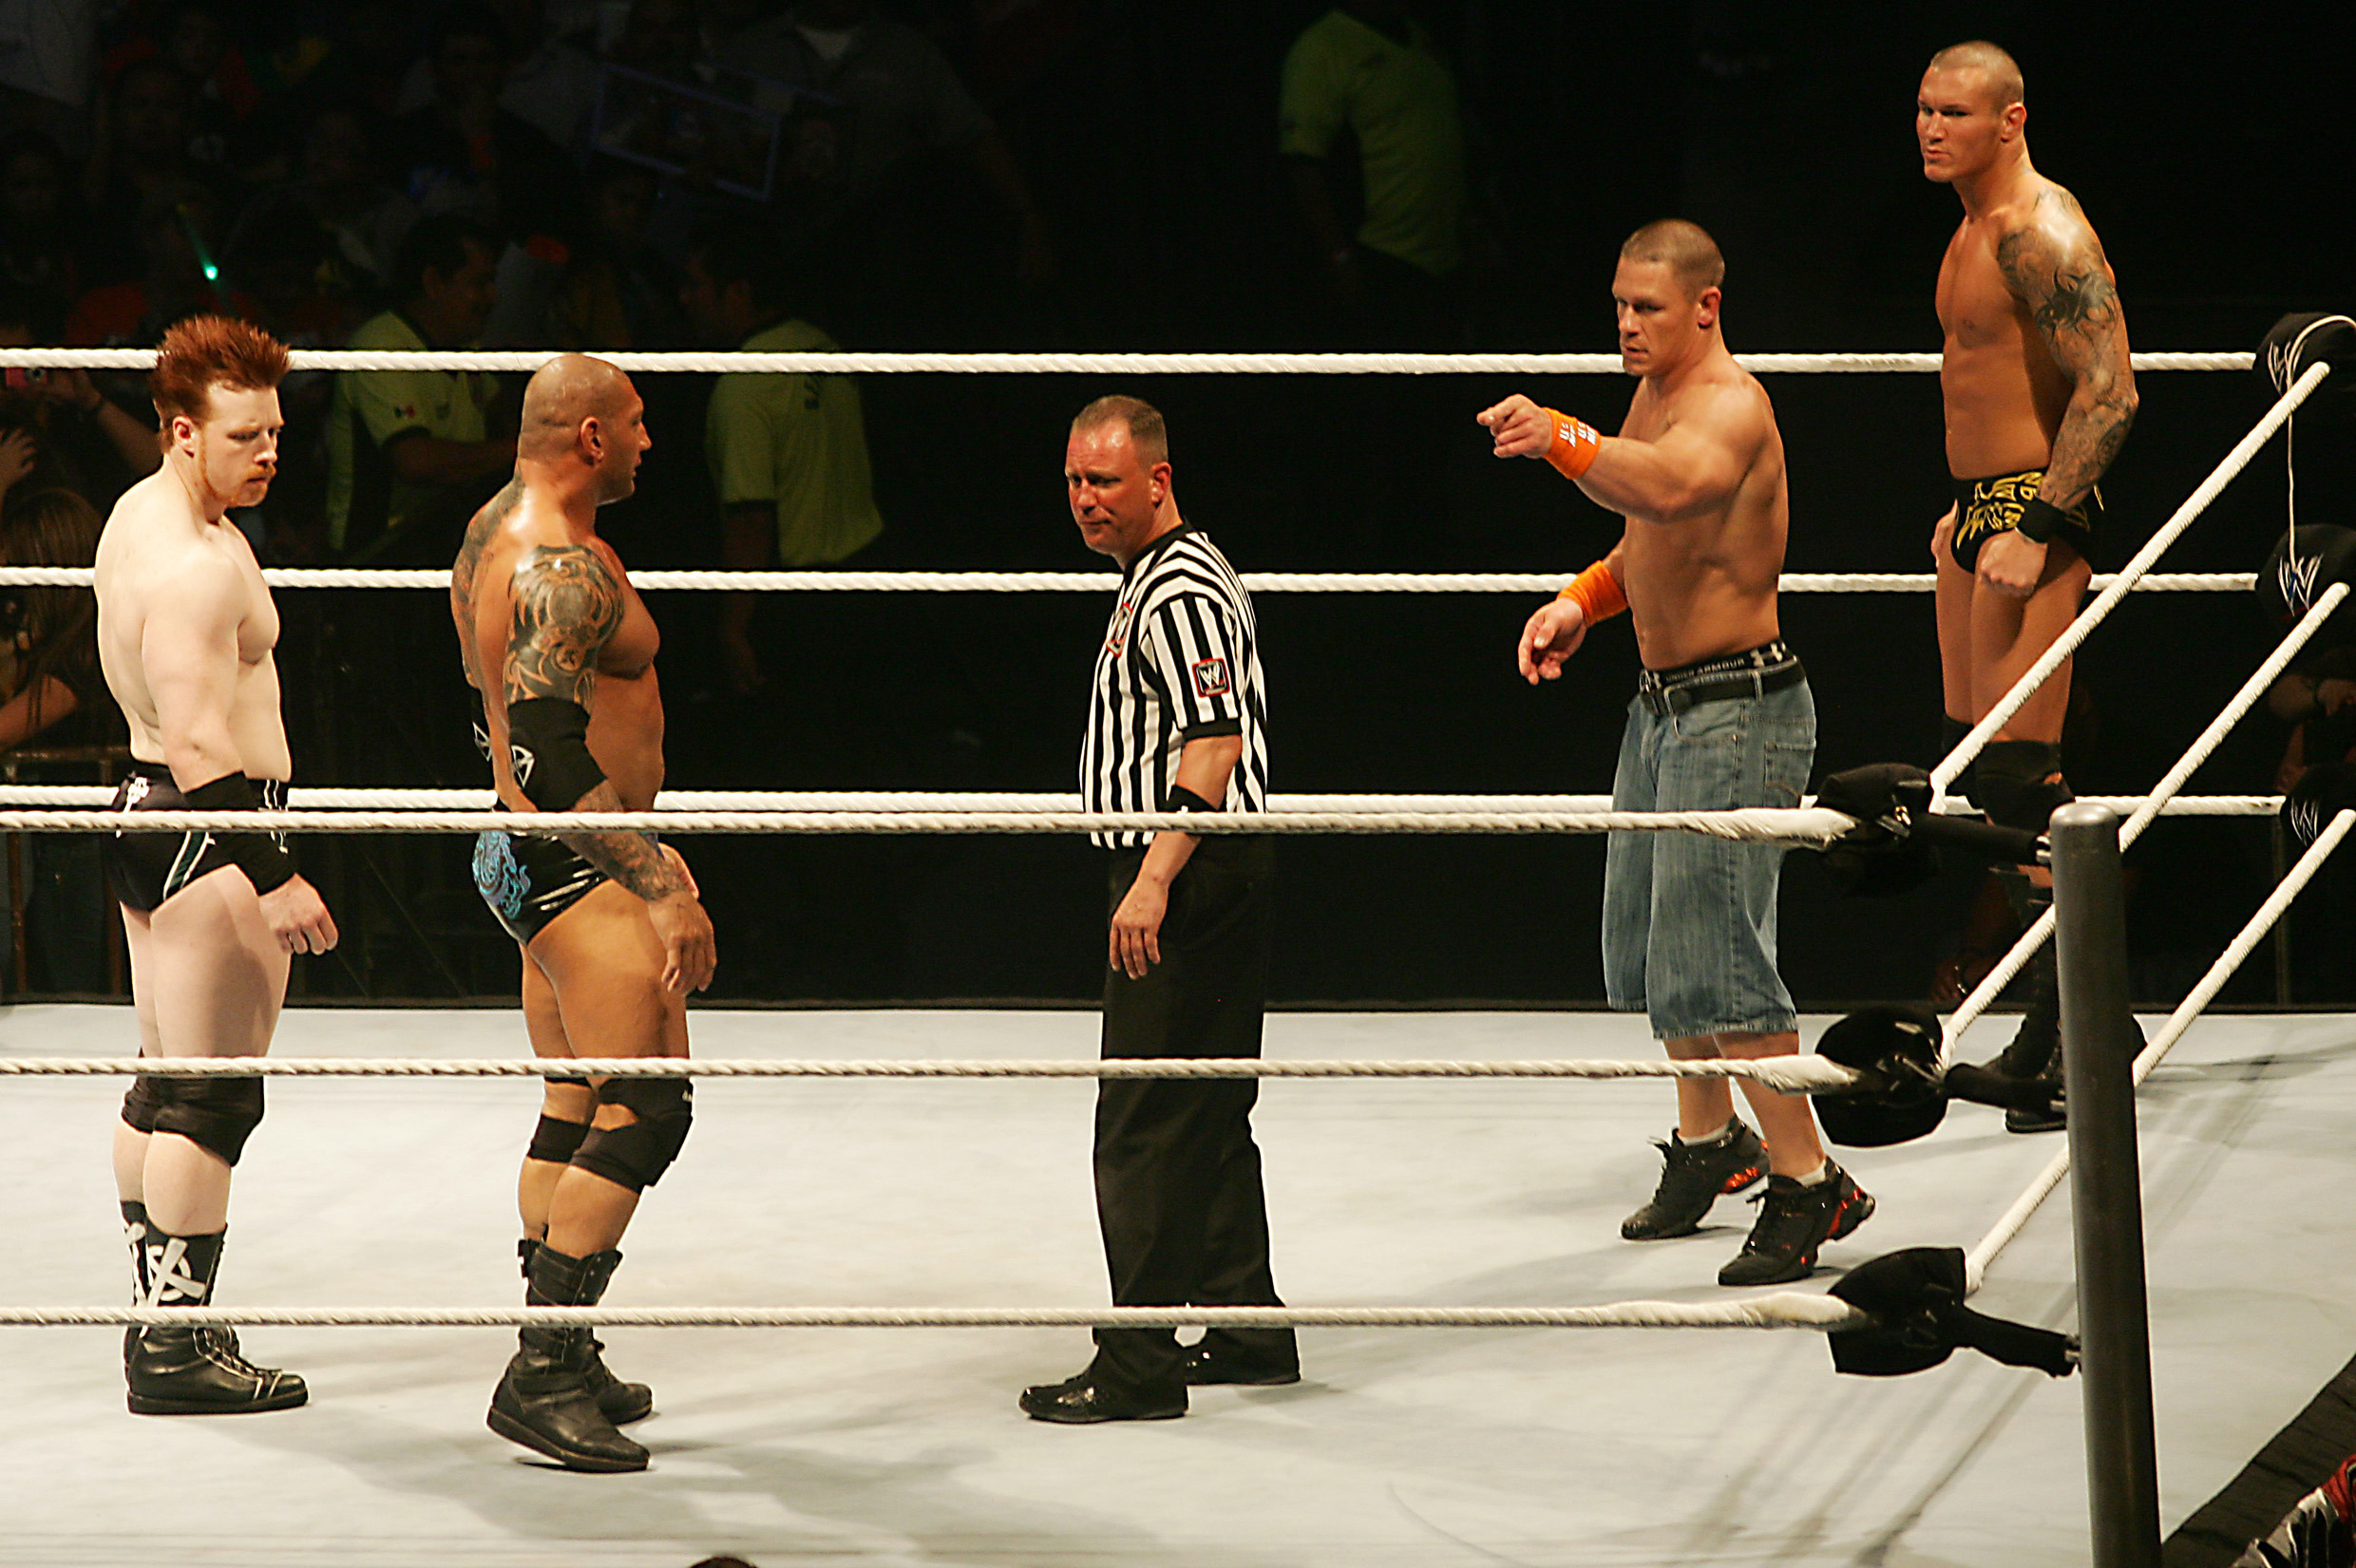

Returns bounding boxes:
[1091,836,1294,1391]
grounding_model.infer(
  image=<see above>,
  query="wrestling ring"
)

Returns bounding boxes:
[0,341,2349,1566]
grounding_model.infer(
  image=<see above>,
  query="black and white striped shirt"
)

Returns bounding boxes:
[1082,524,1268,850]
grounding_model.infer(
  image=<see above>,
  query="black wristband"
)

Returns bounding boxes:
[2014,497,2071,545]
[1164,785,1219,813]
[184,772,298,895]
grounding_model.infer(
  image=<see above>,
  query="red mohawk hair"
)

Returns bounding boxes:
[149,315,290,425]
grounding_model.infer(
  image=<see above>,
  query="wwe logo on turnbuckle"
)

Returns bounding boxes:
[2290,798,2324,848]
[2279,553,2324,615]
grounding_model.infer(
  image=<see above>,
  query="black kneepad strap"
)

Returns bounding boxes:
[504,698,606,812]
[526,1113,590,1164]
[1973,740,2073,833]
[150,1076,265,1167]
[573,1079,693,1193]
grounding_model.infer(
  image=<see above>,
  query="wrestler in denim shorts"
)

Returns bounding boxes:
[1602,640,1814,1040]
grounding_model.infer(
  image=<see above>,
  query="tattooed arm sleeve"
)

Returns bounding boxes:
[1997,204,2139,508]
[501,545,687,903]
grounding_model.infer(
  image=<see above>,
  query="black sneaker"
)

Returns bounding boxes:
[1621,1124,1769,1240]
[1717,1162,1874,1287]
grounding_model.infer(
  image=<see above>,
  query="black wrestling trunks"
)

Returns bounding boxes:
[471,829,608,945]
[1636,640,1805,717]
[103,762,289,914]
[1948,468,2101,573]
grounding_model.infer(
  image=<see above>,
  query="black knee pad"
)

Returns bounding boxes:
[121,1073,165,1134]
[573,1079,693,1193]
[150,1075,265,1167]
[1973,740,2073,833]
[526,1112,590,1164]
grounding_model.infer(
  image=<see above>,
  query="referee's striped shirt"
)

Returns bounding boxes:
[1082,524,1268,850]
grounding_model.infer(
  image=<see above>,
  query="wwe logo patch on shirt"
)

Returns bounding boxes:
[1190,656,1231,698]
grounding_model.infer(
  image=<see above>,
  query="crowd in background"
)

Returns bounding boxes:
[0,1,2340,1008]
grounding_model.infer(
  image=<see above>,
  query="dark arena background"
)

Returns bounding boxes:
[0,0,2346,1015]
[12,7,2356,1568]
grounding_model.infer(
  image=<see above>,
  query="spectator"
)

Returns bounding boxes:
[723,0,1054,325]
[0,485,123,994]
[1280,0,1468,344]
[0,134,86,318]
[324,216,515,562]
[387,4,584,248]
[545,160,686,350]
[681,219,882,693]
[82,57,214,284]
[0,285,160,501]
[227,104,419,309]
[394,0,605,151]
[0,485,112,753]
[65,179,259,348]
[2270,648,2356,794]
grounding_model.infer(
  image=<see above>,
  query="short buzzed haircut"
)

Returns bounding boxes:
[1620,219,1724,300]
[1928,40,2024,109]
[1072,395,1168,469]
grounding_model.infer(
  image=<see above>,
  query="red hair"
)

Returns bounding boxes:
[149,315,289,425]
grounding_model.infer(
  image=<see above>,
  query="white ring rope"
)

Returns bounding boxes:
[0,567,2259,593]
[0,1054,1862,1089]
[0,804,1862,842]
[1932,360,2333,794]
[0,1296,1866,1332]
[0,786,2281,816]
[1963,807,2356,1288]
[0,348,2252,375]
[1939,582,2347,1058]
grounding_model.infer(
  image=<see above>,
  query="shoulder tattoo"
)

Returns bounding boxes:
[504,544,622,707]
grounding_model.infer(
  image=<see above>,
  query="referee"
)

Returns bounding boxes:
[1019,395,1298,1423]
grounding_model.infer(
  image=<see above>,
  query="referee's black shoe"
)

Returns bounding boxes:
[1182,1332,1301,1387]
[1019,1363,1187,1424]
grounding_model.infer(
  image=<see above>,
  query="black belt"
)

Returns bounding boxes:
[1636,641,1804,716]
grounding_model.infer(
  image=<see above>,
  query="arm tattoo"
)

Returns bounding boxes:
[504,545,620,708]
[1995,199,2138,507]
[501,545,684,902]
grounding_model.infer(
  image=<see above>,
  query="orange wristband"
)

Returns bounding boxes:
[1543,408,1603,480]
[1557,559,1626,624]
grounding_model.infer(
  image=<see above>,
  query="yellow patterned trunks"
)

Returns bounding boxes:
[1948,468,2100,572]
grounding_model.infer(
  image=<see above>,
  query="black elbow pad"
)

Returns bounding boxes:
[504,698,606,811]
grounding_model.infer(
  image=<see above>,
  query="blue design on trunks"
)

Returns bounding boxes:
[472,832,528,919]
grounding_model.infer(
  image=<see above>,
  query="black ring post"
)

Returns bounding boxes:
[2049,801,2161,1568]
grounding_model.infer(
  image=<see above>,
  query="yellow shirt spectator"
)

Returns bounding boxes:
[325,310,501,557]
[705,320,884,567]
[1280,9,1466,278]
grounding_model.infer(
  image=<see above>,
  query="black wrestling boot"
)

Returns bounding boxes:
[1984,879,2066,1134]
[487,1245,648,1472]
[521,1239,652,1425]
[121,1200,150,1370]
[124,1227,308,1415]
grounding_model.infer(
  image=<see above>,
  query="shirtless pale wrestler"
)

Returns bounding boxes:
[95,315,339,1414]
[1477,221,1872,1287]
[1921,41,2138,1129]
[451,353,716,1472]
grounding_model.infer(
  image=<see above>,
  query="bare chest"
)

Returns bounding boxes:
[1936,226,2028,350]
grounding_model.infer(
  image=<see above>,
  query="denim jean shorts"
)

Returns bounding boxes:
[1602,671,1815,1040]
